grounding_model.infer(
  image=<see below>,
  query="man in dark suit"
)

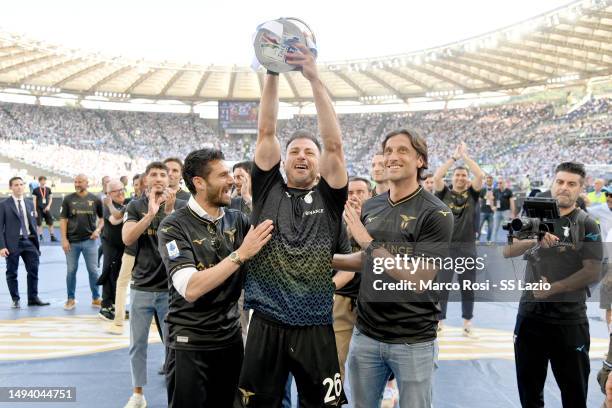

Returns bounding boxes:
[0,176,49,308]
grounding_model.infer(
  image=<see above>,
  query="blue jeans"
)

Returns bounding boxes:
[129,289,168,388]
[493,210,510,242]
[347,327,437,408]
[479,212,494,241]
[282,373,293,408]
[65,239,100,300]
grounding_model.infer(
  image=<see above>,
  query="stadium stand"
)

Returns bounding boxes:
[1,97,609,185]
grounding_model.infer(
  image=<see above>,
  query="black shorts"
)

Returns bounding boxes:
[237,312,347,408]
[166,340,243,408]
[36,209,53,226]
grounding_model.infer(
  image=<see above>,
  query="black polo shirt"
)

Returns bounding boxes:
[158,203,250,349]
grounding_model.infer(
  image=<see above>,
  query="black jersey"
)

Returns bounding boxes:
[244,161,347,326]
[357,188,454,344]
[125,195,186,292]
[435,185,480,245]
[102,201,125,249]
[518,209,603,324]
[158,204,250,349]
[334,224,361,298]
[60,192,103,242]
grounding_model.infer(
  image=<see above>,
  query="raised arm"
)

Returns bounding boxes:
[254,74,282,171]
[286,44,347,189]
[460,143,484,191]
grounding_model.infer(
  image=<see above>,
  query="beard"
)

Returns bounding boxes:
[206,183,230,207]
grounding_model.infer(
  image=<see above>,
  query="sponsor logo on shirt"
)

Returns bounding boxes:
[160,226,173,233]
[400,214,417,229]
[166,240,180,259]
[192,238,206,245]
[365,216,378,224]
[438,210,451,217]
[585,232,600,241]
[176,336,189,343]
[304,208,324,217]
[239,389,255,405]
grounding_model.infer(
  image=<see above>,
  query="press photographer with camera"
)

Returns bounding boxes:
[503,162,603,408]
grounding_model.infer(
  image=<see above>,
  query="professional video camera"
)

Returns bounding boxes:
[502,197,560,244]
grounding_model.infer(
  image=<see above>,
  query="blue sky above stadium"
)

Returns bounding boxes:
[1,0,573,64]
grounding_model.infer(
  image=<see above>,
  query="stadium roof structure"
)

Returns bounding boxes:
[0,0,611,105]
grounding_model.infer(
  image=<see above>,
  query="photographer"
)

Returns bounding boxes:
[503,162,603,408]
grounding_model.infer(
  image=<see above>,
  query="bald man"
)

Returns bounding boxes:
[588,178,607,206]
[60,174,104,311]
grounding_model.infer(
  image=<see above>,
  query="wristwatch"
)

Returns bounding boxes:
[229,251,243,266]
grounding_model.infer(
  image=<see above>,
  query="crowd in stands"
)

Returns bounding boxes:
[0,96,609,188]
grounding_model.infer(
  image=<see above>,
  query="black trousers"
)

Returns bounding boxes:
[514,315,590,408]
[97,242,123,308]
[5,238,39,301]
[166,341,243,408]
[437,248,477,320]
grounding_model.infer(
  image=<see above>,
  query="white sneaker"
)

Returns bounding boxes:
[107,323,124,335]
[124,393,146,408]
[463,326,479,339]
[381,386,399,408]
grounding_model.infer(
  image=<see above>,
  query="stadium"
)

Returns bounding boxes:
[0,0,611,407]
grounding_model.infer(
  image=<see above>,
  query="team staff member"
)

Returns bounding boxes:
[231,161,253,217]
[230,160,254,341]
[421,173,435,194]
[239,41,348,407]
[108,173,146,335]
[97,179,127,321]
[121,162,185,408]
[158,148,273,407]
[433,141,484,335]
[333,177,371,382]
[0,177,49,308]
[32,176,57,241]
[164,157,191,201]
[371,152,389,196]
[60,174,104,310]
[334,128,453,408]
[504,162,602,408]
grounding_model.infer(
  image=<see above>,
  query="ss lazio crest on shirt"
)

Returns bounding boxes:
[303,191,314,204]
[166,240,180,259]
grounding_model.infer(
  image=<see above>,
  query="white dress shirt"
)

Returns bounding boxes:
[11,195,31,236]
